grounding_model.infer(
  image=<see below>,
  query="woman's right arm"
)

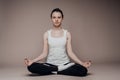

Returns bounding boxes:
[32,32,49,62]
[24,32,49,66]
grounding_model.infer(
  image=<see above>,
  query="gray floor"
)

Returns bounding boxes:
[0,63,120,80]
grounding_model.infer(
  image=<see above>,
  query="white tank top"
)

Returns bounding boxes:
[46,29,70,66]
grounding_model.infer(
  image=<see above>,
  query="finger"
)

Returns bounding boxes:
[86,62,90,64]
[24,58,30,66]
[87,60,90,62]
[25,58,29,62]
[24,58,28,61]
[24,59,28,65]
[88,60,92,62]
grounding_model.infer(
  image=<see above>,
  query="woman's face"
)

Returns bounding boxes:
[51,12,63,27]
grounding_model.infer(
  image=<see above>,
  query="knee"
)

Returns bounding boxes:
[27,66,32,73]
[27,63,36,73]
[80,67,88,76]
[76,64,88,76]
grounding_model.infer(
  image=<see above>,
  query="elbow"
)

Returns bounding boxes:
[43,51,48,58]
[43,53,48,58]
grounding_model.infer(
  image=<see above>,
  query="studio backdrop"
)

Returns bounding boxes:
[0,0,120,67]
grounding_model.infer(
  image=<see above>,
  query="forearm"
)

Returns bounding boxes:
[32,53,47,63]
[68,52,83,65]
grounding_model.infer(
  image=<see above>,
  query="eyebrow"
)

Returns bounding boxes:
[52,16,62,17]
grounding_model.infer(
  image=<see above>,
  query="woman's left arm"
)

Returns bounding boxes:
[66,32,91,68]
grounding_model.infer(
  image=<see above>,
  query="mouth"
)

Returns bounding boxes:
[54,22,61,27]
[55,22,59,24]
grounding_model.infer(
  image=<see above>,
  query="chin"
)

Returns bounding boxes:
[54,24,61,27]
[54,24,61,28]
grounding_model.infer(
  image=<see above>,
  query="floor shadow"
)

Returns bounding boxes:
[24,73,93,77]
[25,73,54,77]
[87,73,93,76]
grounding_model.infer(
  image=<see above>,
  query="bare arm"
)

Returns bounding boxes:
[32,32,49,62]
[66,32,83,65]
[24,32,49,66]
[66,32,91,68]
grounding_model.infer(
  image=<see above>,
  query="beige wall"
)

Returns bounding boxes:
[0,0,120,67]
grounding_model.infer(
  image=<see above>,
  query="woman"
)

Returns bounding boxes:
[24,8,91,76]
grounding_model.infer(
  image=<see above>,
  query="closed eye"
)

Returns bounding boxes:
[58,17,61,19]
[52,16,56,19]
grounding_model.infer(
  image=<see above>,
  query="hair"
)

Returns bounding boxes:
[50,8,64,18]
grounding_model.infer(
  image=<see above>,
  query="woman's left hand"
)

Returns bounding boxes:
[82,60,92,68]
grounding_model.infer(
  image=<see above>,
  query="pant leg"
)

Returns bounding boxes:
[27,62,58,75]
[57,63,88,76]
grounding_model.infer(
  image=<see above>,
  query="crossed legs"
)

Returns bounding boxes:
[27,62,88,76]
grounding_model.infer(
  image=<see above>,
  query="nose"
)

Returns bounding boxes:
[55,19,58,22]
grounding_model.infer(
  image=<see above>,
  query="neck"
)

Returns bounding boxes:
[52,26,62,31]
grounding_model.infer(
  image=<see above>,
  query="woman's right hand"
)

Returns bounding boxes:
[24,58,33,66]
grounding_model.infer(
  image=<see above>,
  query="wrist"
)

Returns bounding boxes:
[78,61,84,66]
[31,60,35,63]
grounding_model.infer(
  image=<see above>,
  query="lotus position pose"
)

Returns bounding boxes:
[24,8,91,76]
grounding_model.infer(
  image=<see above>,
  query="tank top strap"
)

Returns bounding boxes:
[63,29,68,37]
[47,29,51,37]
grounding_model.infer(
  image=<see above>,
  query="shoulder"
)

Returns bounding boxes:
[44,29,51,36]
[43,30,50,39]
[44,31,48,36]
[64,29,71,39]
[67,31,71,40]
